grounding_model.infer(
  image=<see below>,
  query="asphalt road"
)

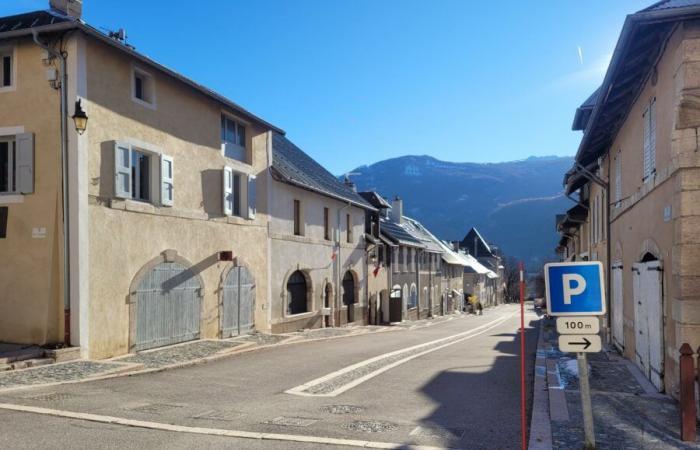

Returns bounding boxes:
[0,304,539,450]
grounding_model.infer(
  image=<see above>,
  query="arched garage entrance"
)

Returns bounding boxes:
[633,251,664,391]
[131,259,202,352]
[221,265,256,338]
[343,271,356,323]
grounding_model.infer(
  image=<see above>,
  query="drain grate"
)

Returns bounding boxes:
[265,416,318,427]
[190,409,243,421]
[127,403,183,414]
[24,392,77,402]
[410,426,466,440]
[342,420,398,433]
[321,404,366,415]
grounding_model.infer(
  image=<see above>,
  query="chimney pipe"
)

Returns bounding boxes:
[50,0,83,19]
[390,196,403,224]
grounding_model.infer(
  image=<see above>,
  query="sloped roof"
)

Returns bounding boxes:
[571,87,600,131]
[641,0,700,11]
[460,227,494,258]
[271,134,375,210]
[380,218,424,247]
[403,217,445,253]
[358,191,391,209]
[0,9,283,134]
[574,1,700,166]
[462,253,491,275]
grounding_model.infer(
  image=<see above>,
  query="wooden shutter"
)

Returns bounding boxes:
[114,141,132,198]
[16,133,34,194]
[160,154,174,206]
[649,98,656,175]
[614,154,621,203]
[223,166,233,215]
[246,174,256,220]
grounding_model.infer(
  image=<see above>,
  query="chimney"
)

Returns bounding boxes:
[343,176,356,192]
[390,196,403,224]
[50,0,83,19]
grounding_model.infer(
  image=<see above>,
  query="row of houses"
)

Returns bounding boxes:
[554,0,700,397]
[0,1,504,361]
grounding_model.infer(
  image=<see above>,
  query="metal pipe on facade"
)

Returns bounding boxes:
[32,29,71,346]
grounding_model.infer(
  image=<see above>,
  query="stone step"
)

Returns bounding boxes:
[0,347,44,364]
[10,358,54,370]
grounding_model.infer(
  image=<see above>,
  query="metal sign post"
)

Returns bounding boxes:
[544,261,605,450]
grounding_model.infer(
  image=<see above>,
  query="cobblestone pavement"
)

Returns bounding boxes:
[541,318,700,449]
[116,340,246,369]
[0,361,130,390]
[230,332,289,346]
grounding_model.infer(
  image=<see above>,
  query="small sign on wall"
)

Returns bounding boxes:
[663,205,672,222]
[32,227,47,239]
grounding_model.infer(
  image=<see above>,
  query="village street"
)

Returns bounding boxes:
[0,305,538,449]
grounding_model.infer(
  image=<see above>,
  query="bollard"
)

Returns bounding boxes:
[680,344,696,442]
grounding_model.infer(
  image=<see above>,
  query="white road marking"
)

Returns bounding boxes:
[286,312,516,397]
[0,402,452,450]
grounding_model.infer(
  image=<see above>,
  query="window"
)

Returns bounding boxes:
[346,213,352,243]
[0,138,15,193]
[0,49,12,88]
[408,284,418,309]
[113,141,172,206]
[294,199,302,236]
[1,133,33,195]
[614,152,622,204]
[643,98,656,181]
[221,115,247,162]
[222,167,255,219]
[287,271,308,315]
[324,207,330,240]
[132,67,155,107]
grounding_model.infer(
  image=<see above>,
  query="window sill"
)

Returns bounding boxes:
[0,85,17,94]
[0,194,24,204]
[282,311,317,321]
[131,96,157,110]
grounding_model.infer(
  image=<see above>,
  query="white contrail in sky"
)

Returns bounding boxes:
[577,46,584,65]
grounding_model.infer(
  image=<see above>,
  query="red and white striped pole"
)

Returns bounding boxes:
[519,261,527,450]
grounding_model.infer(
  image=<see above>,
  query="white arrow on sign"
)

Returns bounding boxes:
[556,317,600,335]
[558,334,602,353]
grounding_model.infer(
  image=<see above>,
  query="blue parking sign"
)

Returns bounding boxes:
[545,262,606,316]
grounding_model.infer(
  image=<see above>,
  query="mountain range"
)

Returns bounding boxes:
[345,155,574,268]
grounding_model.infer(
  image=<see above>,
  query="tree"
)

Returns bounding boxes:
[502,256,521,303]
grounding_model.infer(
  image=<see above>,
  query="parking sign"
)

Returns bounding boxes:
[545,261,605,316]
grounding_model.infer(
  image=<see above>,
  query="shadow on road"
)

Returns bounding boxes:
[397,317,539,449]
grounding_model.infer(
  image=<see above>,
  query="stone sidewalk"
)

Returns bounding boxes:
[531,317,700,450]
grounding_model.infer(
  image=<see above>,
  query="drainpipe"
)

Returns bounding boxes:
[415,248,421,319]
[32,30,71,346]
[335,202,351,327]
[573,161,612,338]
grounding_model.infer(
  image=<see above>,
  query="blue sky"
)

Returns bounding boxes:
[7,1,650,174]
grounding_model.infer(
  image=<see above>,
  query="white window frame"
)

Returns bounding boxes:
[0,136,16,194]
[114,139,171,206]
[131,66,157,109]
[130,148,157,202]
[223,166,253,219]
[0,46,16,93]
[221,113,248,163]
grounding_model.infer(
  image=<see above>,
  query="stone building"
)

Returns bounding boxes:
[266,134,375,332]
[558,0,700,395]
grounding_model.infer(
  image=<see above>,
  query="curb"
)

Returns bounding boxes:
[528,318,553,450]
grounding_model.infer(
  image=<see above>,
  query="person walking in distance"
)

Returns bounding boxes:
[476,301,483,315]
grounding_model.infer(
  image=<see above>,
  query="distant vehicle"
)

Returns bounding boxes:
[534,297,546,309]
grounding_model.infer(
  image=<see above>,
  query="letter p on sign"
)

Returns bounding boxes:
[544,261,605,316]
[562,273,586,305]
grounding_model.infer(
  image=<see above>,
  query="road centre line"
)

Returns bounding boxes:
[286,312,516,397]
[0,402,453,450]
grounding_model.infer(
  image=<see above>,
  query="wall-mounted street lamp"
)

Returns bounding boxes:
[71,99,88,135]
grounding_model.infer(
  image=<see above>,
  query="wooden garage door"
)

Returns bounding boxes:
[222,266,256,337]
[135,262,201,351]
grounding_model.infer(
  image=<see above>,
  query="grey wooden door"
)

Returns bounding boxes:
[135,262,201,351]
[222,266,255,337]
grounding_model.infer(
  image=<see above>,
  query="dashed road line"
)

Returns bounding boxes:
[286,312,516,397]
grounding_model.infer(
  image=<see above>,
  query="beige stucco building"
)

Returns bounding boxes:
[0,3,282,359]
[560,3,700,396]
[266,134,375,333]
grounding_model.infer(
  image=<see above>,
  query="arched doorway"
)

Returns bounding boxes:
[132,260,202,352]
[287,271,308,315]
[221,265,256,337]
[324,282,333,327]
[343,271,356,323]
[409,284,417,309]
[632,251,663,391]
